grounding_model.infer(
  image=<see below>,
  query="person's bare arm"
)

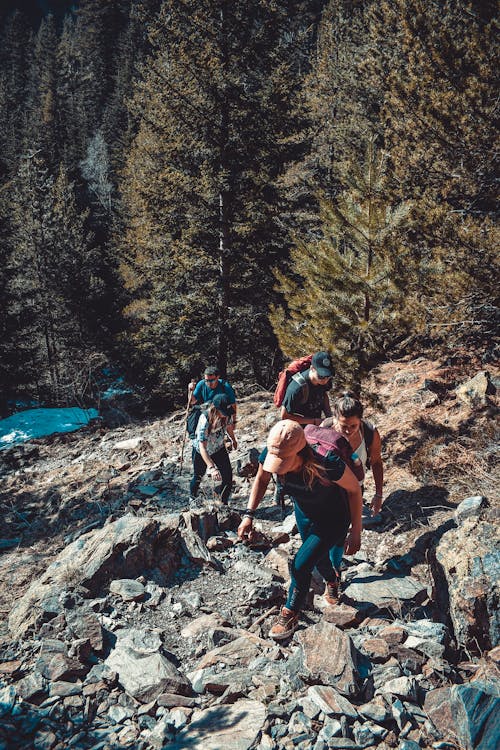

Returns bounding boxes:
[188,379,197,405]
[335,465,363,554]
[280,406,321,425]
[237,464,272,540]
[323,392,332,418]
[226,422,237,450]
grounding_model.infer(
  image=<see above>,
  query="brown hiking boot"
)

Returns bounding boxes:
[269,607,299,640]
[324,578,340,606]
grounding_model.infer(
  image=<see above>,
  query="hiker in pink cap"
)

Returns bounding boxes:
[237,419,362,640]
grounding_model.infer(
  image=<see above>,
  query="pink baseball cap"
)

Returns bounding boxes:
[263,420,306,474]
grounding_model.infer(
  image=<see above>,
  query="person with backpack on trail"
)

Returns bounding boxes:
[322,392,384,513]
[319,392,384,596]
[274,352,334,507]
[237,420,362,640]
[188,365,237,420]
[280,351,334,426]
[189,393,237,506]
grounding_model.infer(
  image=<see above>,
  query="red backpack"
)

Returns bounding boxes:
[273,354,313,408]
[304,424,365,482]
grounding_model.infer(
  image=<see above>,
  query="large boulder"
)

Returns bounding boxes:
[9,513,180,638]
[105,628,191,703]
[296,621,360,697]
[424,680,500,750]
[431,509,499,653]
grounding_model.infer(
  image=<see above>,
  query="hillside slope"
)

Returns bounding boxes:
[0,355,498,750]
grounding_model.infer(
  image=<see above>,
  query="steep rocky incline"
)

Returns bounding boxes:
[0,356,498,750]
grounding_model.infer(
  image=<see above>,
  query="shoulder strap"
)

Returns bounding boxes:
[292,371,309,405]
[362,420,375,469]
[362,420,375,450]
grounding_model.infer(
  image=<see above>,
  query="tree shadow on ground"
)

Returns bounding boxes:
[0,462,193,553]
[167,705,252,748]
[377,484,455,534]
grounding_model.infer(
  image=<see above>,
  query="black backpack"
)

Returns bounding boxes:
[186,405,207,439]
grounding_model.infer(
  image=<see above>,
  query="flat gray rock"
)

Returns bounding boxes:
[343,570,428,609]
[134,484,159,496]
[307,685,358,718]
[167,699,266,750]
[455,495,487,523]
[109,579,146,601]
[114,437,145,450]
[375,675,418,701]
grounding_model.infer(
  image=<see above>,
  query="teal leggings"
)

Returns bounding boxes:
[329,544,344,574]
[285,501,349,613]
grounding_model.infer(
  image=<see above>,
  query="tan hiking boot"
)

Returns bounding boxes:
[324,578,340,606]
[269,607,299,640]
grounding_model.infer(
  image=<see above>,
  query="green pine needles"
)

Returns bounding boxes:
[271,138,414,386]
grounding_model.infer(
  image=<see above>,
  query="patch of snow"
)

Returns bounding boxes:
[0,408,100,450]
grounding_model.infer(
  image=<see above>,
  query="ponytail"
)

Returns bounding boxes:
[333,391,364,419]
[300,446,330,489]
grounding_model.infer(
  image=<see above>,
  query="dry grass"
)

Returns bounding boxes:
[409,431,499,505]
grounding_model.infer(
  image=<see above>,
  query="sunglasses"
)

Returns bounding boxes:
[205,376,218,382]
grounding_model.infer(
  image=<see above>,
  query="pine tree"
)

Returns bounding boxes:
[101,1,163,174]
[367,0,499,351]
[298,0,380,197]
[118,0,317,402]
[28,14,59,167]
[0,183,17,413]
[0,11,33,177]
[271,138,414,385]
[7,152,107,403]
[56,1,130,171]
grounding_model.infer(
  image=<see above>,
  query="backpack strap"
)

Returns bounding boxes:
[362,420,375,469]
[292,371,309,405]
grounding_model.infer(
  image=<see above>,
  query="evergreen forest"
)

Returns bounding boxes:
[0,0,497,414]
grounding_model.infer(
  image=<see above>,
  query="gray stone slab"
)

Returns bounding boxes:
[109,579,146,601]
[167,699,266,750]
[343,571,428,609]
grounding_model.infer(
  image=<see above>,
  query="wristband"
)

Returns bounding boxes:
[243,508,256,518]
[374,493,383,498]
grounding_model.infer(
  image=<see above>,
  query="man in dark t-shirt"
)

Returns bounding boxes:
[281,351,334,426]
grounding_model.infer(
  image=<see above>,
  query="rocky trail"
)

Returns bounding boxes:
[0,356,498,750]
